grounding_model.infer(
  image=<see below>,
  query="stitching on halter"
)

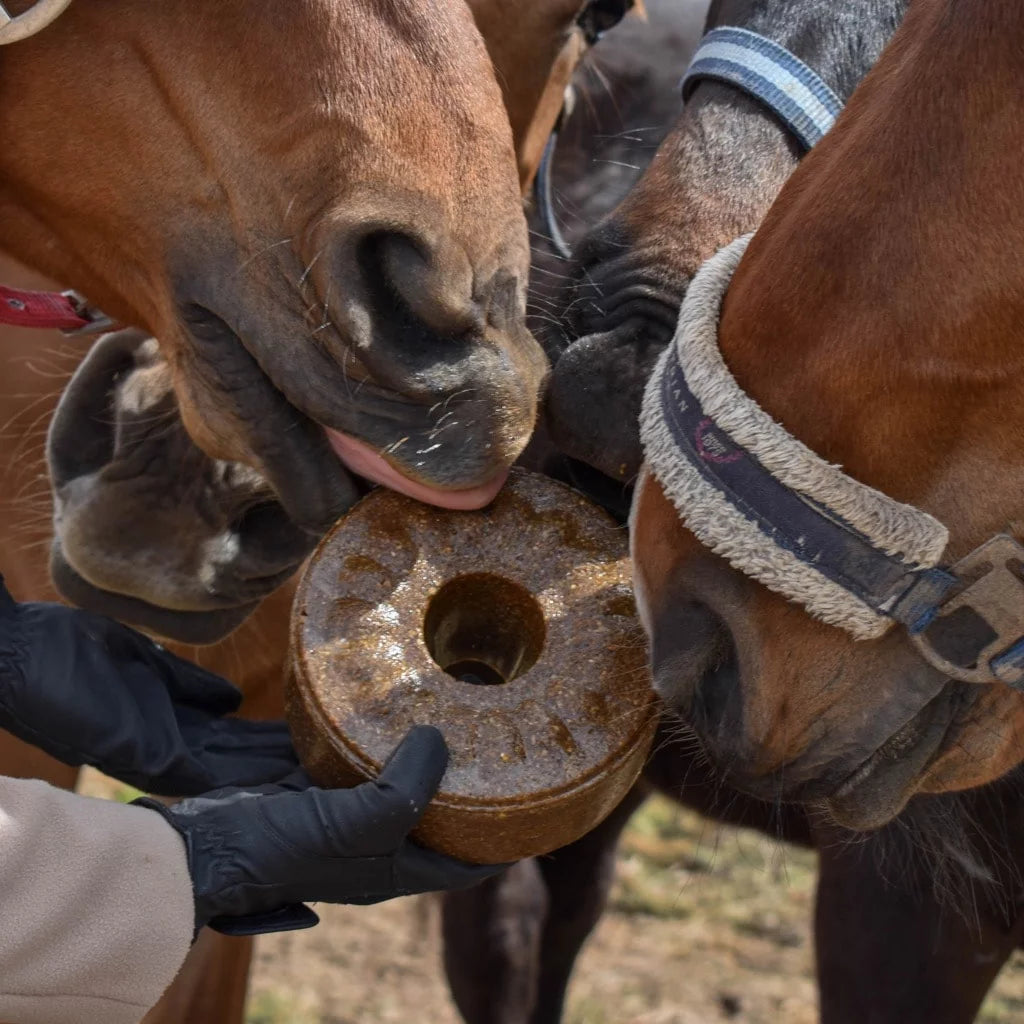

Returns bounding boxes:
[681,27,843,150]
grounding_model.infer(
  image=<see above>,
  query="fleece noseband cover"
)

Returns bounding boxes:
[638,236,951,640]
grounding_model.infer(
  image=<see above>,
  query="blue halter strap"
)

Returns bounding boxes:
[681,27,843,150]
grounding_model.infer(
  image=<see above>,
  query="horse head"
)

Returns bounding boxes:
[631,0,1024,830]
[29,0,639,641]
[544,0,905,485]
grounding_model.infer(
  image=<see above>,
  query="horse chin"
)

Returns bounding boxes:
[49,543,259,645]
[823,681,963,831]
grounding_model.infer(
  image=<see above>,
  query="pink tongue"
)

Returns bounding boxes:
[325,428,507,510]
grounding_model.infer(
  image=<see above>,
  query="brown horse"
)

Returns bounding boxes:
[5,0,644,643]
[2,0,548,542]
[631,0,1024,1018]
[0,2,639,1022]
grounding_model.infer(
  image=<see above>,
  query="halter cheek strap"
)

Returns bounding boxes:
[681,27,843,150]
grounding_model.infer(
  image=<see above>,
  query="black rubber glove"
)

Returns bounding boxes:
[0,575,296,795]
[137,725,506,935]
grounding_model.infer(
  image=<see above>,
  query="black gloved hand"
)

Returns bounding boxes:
[137,725,506,935]
[0,575,296,795]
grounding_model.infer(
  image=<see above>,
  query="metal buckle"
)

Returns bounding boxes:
[59,290,115,336]
[0,0,74,44]
[911,534,1024,688]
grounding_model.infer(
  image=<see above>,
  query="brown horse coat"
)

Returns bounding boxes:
[0,4,643,1022]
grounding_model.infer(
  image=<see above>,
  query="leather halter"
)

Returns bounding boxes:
[0,0,72,45]
[0,285,114,334]
[0,1,115,334]
[641,35,1024,690]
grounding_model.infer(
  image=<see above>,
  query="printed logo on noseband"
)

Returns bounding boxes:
[695,419,743,464]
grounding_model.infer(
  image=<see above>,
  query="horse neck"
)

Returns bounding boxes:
[611,0,910,283]
[716,0,1024,543]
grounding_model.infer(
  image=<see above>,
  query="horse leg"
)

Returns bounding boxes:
[529,783,648,1024]
[442,859,550,1024]
[140,931,252,1024]
[815,827,1024,1024]
[442,781,647,1024]
[0,733,80,789]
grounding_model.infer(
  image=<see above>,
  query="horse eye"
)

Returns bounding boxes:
[576,0,634,46]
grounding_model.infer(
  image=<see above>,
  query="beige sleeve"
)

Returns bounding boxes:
[0,777,195,1024]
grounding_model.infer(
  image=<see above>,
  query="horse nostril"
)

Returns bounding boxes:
[649,594,734,721]
[691,643,742,738]
[229,500,316,574]
[48,329,155,487]
[361,230,481,341]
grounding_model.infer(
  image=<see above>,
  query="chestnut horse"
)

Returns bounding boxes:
[632,0,1024,1019]
[0,2,639,1022]
[2,0,548,543]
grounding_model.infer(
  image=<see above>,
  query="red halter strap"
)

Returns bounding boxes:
[0,284,114,335]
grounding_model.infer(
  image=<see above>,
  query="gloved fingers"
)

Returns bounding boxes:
[195,717,298,756]
[332,726,449,847]
[193,769,315,803]
[374,725,449,808]
[147,646,243,715]
[395,842,510,894]
[197,753,301,792]
[92,616,243,715]
[266,768,316,793]
[188,718,299,786]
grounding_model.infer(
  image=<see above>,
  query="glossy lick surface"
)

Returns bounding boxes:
[288,469,656,862]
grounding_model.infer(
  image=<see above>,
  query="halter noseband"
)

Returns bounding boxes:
[640,33,1024,690]
[0,0,72,44]
[640,237,1024,692]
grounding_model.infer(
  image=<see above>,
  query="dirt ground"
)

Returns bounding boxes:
[240,795,1024,1024]
[80,771,1024,1024]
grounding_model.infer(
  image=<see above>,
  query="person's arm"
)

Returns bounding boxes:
[0,776,193,1024]
[0,727,503,1024]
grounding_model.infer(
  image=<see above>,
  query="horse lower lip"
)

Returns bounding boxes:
[323,427,507,510]
[833,714,930,800]
[824,688,962,829]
